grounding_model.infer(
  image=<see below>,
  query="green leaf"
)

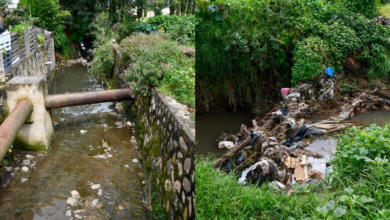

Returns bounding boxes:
[357,195,374,204]
[332,207,347,218]
[324,200,336,211]
[344,187,353,195]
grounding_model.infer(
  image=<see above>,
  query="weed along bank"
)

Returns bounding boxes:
[113,39,196,220]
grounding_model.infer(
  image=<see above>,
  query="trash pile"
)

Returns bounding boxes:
[375,16,390,27]
[215,68,390,193]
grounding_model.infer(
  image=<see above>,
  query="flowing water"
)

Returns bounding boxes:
[0,64,145,220]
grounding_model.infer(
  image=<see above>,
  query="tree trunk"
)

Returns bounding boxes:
[186,0,191,16]
[175,1,180,15]
[169,4,175,15]
[191,0,195,14]
[181,0,186,16]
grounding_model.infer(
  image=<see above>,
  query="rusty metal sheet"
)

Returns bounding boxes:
[45,89,132,109]
[0,100,33,162]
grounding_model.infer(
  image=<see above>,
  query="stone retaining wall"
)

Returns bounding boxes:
[0,36,56,122]
[113,42,195,220]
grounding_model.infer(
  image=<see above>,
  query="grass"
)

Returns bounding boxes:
[196,156,337,219]
[196,124,390,219]
[381,4,390,17]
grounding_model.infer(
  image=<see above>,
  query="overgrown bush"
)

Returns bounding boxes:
[117,18,135,43]
[120,34,194,106]
[134,22,157,35]
[19,0,72,57]
[148,15,195,44]
[159,66,195,107]
[88,42,114,84]
[196,0,390,109]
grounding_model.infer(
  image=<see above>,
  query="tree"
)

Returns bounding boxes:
[59,0,97,43]
[19,0,72,55]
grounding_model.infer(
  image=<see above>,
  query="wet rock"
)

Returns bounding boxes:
[183,178,191,193]
[115,121,123,126]
[67,197,77,206]
[21,166,29,172]
[23,160,31,165]
[175,180,181,192]
[59,118,66,123]
[91,184,101,189]
[65,210,72,216]
[74,210,84,219]
[118,205,125,210]
[132,158,139,163]
[71,190,81,199]
[92,199,101,208]
[184,158,191,174]
[4,166,12,172]
[25,154,34,159]
[98,189,102,196]
[21,178,29,183]
[124,165,129,168]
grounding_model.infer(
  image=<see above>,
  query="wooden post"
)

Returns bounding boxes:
[24,28,31,57]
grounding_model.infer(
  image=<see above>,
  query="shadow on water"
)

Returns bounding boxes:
[0,64,145,220]
[195,108,255,157]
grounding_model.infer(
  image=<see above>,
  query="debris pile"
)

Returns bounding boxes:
[214,71,390,193]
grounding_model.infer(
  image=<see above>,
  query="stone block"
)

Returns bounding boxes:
[5,76,54,151]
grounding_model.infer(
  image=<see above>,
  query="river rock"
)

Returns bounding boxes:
[25,155,34,159]
[21,178,29,183]
[98,189,102,196]
[91,184,101,189]
[71,190,81,199]
[92,199,100,207]
[132,159,139,163]
[21,166,29,172]
[67,197,77,206]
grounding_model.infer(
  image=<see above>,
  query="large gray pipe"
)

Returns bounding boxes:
[0,100,33,162]
[44,89,132,109]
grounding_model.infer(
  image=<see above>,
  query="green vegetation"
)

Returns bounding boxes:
[88,12,116,83]
[196,124,390,219]
[381,3,390,17]
[134,22,158,34]
[36,34,45,46]
[18,0,72,57]
[196,0,390,110]
[11,23,29,46]
[120,33,195,107]
[148,15,195,45]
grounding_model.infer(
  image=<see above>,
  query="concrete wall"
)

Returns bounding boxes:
[0,36,56,122]
[113,43,195,220]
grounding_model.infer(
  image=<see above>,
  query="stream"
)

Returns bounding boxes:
[196,108,390,177]
[0,64,145,220]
